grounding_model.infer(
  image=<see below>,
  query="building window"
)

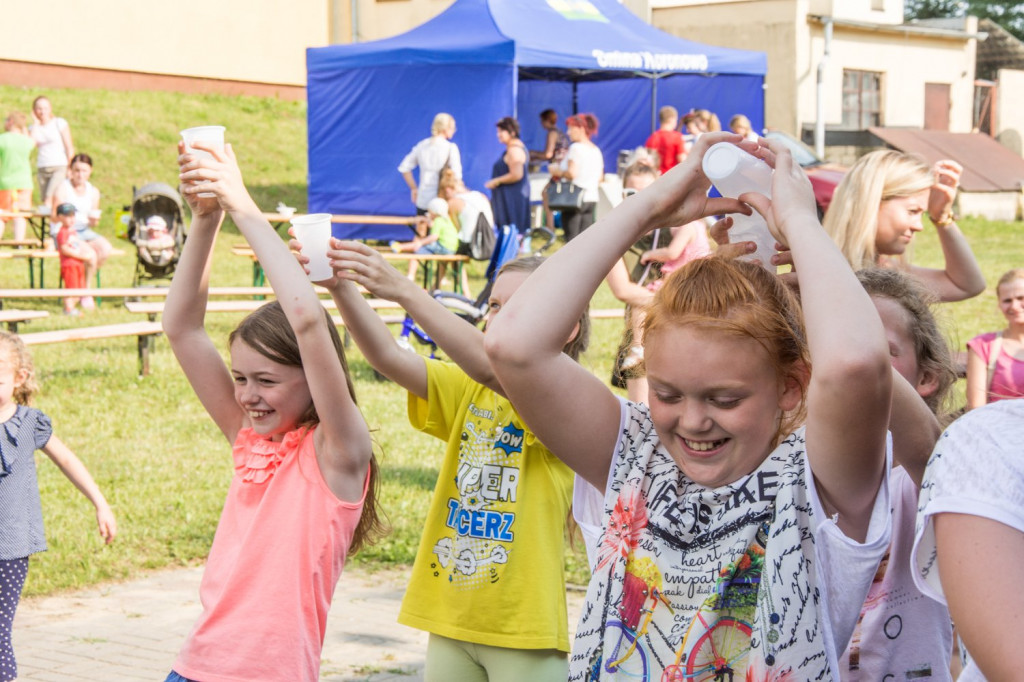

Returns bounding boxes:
[842,70,881,129]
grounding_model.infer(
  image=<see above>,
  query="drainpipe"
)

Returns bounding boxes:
[815,17,832,158]
[351,0,359,43]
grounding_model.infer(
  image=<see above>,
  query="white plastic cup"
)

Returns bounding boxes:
[88,209,102,220]
[702,142,776,268]
[291,213,333,281]
[180,125,226,198]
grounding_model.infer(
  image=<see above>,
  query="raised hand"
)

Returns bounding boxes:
[328,239,410,301]
[738,139,817,250]
[177,141,258,216]
[641,132,755,230]
[708,216,759,261]
[928,159,962,223]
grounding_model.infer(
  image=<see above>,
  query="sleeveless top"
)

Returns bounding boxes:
[490,140,531,235]
[174,426,369,682]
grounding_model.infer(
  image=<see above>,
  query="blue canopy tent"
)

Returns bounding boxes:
[306,0,766,239]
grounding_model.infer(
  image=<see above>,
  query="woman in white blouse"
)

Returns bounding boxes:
[398,113,462,218]
[557,113,603,242]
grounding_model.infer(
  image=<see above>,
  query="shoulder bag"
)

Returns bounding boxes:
[545,179,585,211]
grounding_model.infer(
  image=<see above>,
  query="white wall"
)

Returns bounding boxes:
[996,68,1024,157]
[0,0,329,85]
[805,23,977,132]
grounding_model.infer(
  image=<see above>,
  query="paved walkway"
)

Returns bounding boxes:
[12,565,585,681]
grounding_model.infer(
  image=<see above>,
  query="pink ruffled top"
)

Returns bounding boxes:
[174,426,369,682]
[234,428,303,484]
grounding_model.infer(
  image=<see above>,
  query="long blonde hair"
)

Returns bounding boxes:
[823,150,932,269]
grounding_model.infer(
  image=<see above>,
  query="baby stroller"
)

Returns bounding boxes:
[399,225,532,347]
[376,226,548,381]
[127,183,188,285]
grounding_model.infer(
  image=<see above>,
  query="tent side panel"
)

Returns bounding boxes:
[517,81,574,152]
[657,75,765,137]
[577,79,656,174]
[308,62,514,241]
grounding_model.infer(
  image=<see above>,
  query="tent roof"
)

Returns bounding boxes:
[307,0,765,76]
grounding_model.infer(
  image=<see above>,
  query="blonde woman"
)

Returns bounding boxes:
[398,112,462,215]
[822,150,984,302]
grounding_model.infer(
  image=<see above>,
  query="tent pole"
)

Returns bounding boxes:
[651,76,658,134]
[572,81,578,115]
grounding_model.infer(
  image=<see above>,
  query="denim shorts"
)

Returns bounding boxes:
[415,241,453,256]
[164,671,198,682]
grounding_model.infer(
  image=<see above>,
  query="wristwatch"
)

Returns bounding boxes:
[931,210,956,227]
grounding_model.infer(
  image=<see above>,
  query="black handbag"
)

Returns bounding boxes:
[545,179,585,210]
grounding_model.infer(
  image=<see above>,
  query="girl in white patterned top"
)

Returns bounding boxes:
[486,133,894,681]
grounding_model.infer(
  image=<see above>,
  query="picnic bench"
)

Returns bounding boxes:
[231,244,469,293]
[0,286,290,309]
[19,321,164,377]
[0,309,49,332]
[0,239,43,248]
[6,248,127,288]
[123,297,403,320]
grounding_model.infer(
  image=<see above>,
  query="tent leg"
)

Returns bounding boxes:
[651,77,658,134]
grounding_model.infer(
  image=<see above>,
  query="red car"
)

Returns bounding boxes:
[764,130,847,218]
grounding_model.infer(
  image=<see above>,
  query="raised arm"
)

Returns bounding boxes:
[485,132,750,488]
[164,144,240,443]
[605,258,653,308]
[326,240,503,394]
[889,368,941,487]
[641,221,700,264]
[181,143,371,501]
[746,141,891,542]
[905,161,984,302]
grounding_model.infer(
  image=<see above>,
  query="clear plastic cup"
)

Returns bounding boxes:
[290,213,333,281]
[180,126,226,198]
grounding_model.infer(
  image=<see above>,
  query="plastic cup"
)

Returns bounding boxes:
[291,213,333,281]
[180,126,226,198]
[88,209,102,220]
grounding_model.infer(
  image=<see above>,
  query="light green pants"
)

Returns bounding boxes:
[425,633,568,682]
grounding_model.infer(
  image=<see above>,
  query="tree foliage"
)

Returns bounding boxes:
[905,1,1024,41]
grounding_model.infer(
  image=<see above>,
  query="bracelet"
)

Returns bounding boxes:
[931,211,956,227]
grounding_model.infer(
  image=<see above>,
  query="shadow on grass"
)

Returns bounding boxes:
[381,464,439,492]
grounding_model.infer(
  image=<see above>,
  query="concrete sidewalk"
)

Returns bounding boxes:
[13,565,584,681]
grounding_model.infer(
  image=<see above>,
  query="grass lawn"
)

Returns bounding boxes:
[0,84,1017,596]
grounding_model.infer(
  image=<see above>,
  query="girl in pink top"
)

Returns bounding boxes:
[966,268,1024,409]
[163,140,385,682]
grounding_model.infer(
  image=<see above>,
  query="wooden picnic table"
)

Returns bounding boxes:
[0,211,49,243]
[232,243,468,293]
[261,212,418,237]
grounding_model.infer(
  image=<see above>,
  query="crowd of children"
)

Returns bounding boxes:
[0,119,1020,682]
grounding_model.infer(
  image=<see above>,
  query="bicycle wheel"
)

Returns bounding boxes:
[604,619,650,679]
[522,226,557,255]
[683,616,752,681]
